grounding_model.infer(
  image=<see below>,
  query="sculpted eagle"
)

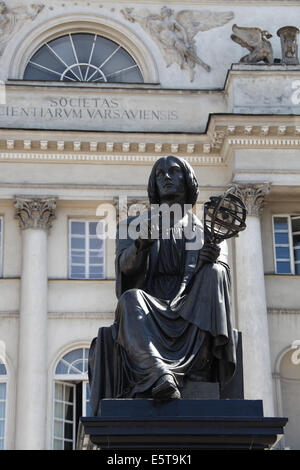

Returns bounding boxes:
[231,24,273,64]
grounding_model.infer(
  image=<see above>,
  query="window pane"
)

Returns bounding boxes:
[275,232,289,244]
[0,384,6,400]
[292,217,300,232]
[71,221,85,235]
[70,266,85,276]
[54,402,63,418]
[89,265,103,274]
[71,253,85,264]
[0,421,4,436]
[276,261,292,274]
[65,403,73,421]
[0,439,4,450]
[54,420,64,438]
[89,222,98,235]
[295,263,300,275]
[0,363,7,375]
[293,234,300,247]
[275,246,290,259]
[64,422,73,440]
[89,255,103,264]
[89,238,103,249]
[63,349,82,364]
[64,440,73,450]
[55,361,68,375]
[274,217,288,230]
[64,386,73,403]
[71,238,85,249]
[55,383,65,399]
[294,248,300,261]
[0,403,5,419]
[53,438,63,450]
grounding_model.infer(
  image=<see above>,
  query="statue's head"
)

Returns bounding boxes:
[147,155,199,206]
[160,6,173,18]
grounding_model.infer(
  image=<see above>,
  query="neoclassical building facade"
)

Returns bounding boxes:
[0,0,300,450]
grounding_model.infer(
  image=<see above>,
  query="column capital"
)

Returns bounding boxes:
[231,183,271,217]
[14,197,57,231]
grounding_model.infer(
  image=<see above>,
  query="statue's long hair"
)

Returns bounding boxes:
[147,156,199,206]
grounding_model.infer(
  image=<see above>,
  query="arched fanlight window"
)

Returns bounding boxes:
[0,359,7,450]
[53,347,90,450]
[23,33,144,83]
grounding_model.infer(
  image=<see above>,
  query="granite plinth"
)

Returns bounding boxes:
[77,399,287,450]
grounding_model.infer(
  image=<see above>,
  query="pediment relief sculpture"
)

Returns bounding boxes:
[121,7,234,82]
[231,24,273,64]
[0,2,44,56]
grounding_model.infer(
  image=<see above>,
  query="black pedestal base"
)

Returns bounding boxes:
[77,399,287,450]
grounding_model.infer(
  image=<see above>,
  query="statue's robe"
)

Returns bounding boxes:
[89,212,236,416]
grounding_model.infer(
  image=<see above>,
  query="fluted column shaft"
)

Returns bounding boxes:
[233,184,274,416]
[14,197,56,449]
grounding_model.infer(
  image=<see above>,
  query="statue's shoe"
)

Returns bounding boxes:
[152,374,181,400]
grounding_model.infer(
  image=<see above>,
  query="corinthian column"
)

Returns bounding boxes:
[232,183,274,416]
[14,197,56,449]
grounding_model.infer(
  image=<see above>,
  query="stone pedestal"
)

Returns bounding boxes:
[77,399,287,450]
[14,197,56,450]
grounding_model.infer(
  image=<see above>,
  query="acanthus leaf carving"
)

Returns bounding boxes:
[14,197,57,231]
[231,183,271,217]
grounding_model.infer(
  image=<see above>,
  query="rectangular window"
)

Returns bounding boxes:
[273,215,300,275]
[69,220,105,279]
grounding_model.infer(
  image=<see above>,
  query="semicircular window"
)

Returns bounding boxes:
[24,33,144,83]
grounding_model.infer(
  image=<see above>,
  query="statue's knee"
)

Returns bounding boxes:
[119,288,140,305]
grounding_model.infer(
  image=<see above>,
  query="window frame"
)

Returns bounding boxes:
[272,214,300,275]
[52,347,90,450]
[68,219,105,280]
[23,33,144,84]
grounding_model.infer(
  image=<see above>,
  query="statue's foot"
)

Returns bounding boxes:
[152,374,181,400]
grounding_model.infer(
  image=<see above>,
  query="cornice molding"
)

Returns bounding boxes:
[1,114,300,165]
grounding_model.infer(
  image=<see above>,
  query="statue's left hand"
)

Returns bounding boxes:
[196,242,220,272]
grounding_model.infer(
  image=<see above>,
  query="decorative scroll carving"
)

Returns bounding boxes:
[231,24,273,64]
[121,7,234,81]
[0,2,44,56]
[14,197,56,231]
[230,183,271,217]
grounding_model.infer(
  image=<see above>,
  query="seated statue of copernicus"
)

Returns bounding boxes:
[88,155,236,416]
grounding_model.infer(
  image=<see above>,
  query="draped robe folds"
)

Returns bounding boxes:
[89,212,236,417]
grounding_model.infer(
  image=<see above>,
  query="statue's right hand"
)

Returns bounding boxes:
[135,211,160,251]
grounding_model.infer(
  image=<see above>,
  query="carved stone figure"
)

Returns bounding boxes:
[0,2,44,56]
[121,7,234,81]
[88,156,238,415]
[231,24,273,64]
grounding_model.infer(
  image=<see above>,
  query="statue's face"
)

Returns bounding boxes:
[155,156,186,203]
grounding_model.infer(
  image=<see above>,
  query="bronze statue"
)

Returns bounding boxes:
[231,24,273,64]
[89,156,238,415]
